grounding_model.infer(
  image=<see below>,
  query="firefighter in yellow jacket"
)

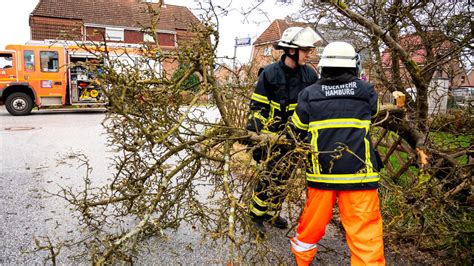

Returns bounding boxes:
[246,26,321,235]
[289,41,385,265]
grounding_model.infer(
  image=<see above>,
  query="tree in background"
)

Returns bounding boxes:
[303,0,472,130]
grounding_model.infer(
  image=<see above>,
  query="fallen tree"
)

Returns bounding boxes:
[31,1,473,264]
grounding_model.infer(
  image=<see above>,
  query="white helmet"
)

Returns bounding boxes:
[277,26,321,49]
[318,41,360,69]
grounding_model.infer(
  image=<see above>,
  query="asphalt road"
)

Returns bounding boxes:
[0,106,354,265]
[0,106,112,264]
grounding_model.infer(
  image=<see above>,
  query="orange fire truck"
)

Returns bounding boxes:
[0,41,140,115]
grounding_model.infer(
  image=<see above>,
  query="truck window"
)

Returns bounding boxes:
[40,51,59,72]
[24,50,35,71]
[0,53,13,69]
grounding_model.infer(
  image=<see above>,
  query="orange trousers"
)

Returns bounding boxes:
[290,188,385,265]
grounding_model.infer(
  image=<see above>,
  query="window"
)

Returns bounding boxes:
[106,27,124,42]
[40,51,59,72]
[24,50,35,71]
[158,33,176,46]
[0,53,13,69]
[263,47,272,57]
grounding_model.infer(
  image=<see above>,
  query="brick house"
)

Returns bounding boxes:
[380,33,463,85]
[29,0,201,75]
[214,64,235,86]
[380,33,465,113]
[250,19,325,71]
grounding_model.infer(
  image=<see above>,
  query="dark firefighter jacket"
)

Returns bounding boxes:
[291,73,381,190]
[246,55,318,134]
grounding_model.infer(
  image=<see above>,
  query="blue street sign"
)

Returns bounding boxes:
[235,37,251,47]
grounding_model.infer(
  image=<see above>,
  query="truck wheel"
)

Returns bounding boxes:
[5,92,34,116]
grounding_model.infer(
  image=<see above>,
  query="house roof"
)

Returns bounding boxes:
[253,19,315,46]
[30,0,200,31]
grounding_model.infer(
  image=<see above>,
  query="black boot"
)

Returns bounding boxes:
[267,216,288,229]
[251,216,267,237]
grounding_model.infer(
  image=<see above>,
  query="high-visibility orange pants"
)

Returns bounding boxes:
[290,188,385,266]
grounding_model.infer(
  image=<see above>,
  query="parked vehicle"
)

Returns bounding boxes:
[0,42,142,115]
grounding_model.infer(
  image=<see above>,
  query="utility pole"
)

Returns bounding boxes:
[233,37,238,70]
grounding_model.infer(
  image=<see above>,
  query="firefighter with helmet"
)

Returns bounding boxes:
[289,41,385,265]
[246,26,321,235]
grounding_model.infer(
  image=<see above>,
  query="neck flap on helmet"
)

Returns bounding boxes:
[284,48,299,66]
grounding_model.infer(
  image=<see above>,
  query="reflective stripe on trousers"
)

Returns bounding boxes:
[290,234,317,265]
[291,188,386,266]
[249,183,285,218]
[250,147,291,219]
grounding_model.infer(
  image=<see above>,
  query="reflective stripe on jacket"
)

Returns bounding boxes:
[246,55,318,134]
[291,74,381,190]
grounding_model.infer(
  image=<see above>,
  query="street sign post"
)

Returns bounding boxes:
[233,37,251,69]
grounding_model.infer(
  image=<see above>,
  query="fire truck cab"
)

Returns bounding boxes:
[0,43,106,115]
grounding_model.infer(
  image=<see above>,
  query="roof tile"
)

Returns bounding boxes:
[253,19,308,45]
[31,0,200,31]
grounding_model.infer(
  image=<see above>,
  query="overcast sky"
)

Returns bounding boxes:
[0,0,303,64]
